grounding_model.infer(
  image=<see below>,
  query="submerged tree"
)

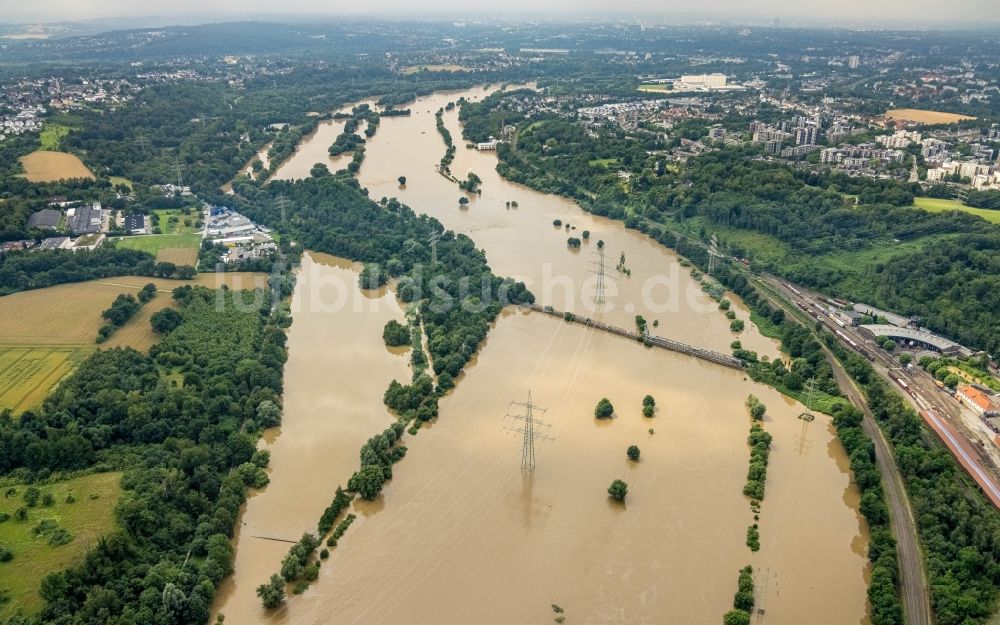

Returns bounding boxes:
[627,445,641,461]
[256,574,285,609]
[594,398,614,418]
[608,479,628,502]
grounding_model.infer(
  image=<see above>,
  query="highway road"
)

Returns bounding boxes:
[752,274,932,625]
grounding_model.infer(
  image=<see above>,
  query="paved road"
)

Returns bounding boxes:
[824,346,932,625]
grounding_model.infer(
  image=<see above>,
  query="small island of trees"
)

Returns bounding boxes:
[608,479,628,502]
[382,319,410,347]
[594,398,614,418]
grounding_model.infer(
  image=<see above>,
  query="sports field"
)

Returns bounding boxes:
[914,197,1000,224]
[0,472,121,618]
[18,151,94,182]
[885,109,975,124]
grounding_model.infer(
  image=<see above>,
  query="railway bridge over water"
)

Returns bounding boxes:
[523,303,745,370]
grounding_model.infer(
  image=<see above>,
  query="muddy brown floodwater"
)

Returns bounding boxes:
[211,252,410,623]
[214,86,871,625]
[267,99,378,183]
[221,144,272,194]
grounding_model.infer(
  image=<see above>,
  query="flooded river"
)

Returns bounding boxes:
[214,86,871,625]
[212,252,410,623]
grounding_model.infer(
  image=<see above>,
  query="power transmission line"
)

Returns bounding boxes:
[588,250,611,306]
[504,391,552,472]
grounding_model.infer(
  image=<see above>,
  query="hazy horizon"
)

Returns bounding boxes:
[3,0,1000,28]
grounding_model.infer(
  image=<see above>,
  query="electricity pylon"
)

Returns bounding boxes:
[505,391,552,472]
[428,232,442,265]
[275,195,292,228]
[589,250,611,306]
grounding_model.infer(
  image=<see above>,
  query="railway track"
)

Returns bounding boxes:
[759,275,932,625]
[522,304,745,370]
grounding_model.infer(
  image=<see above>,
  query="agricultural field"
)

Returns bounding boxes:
[885,108,976,124]
[914,197,1000,223]
[0,472,121,618]
[154,247,199,265]
[17,151,94,182]
[0,272,269,354]
[0,346,89,412]
[115,233,202,263]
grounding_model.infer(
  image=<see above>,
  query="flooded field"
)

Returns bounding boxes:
[268,100,378,182]
[212,253,410,623]
[221,143,272,193]
[219,307,869,625]
[216,86,872,625]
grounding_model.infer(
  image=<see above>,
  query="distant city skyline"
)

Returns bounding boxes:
[3,0,1000,27]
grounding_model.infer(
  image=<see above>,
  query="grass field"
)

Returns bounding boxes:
[0,347,89,412]
[637,84,671,92]
[153,209,200,235]
[18,151,94,182]
[914,197,1000,223]
[588,158,618,168]
[115,233,202,260]
[0,473,121,618]
[108,176,134,190]
[885,108,976,124]
[38,125,70,151]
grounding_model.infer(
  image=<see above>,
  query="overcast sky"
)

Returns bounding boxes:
[3,0,999,26]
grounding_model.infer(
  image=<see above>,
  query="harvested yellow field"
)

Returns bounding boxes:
[0,272,269,408]
[0,273,269,348]
[156,247,199,266]
[0,346,88,412]
[885,109,975,124]
[18,150,95,182]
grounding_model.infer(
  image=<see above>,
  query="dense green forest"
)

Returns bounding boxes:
[459,92,1000,356]
[0,248,186,295]
[0,285,288,625]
